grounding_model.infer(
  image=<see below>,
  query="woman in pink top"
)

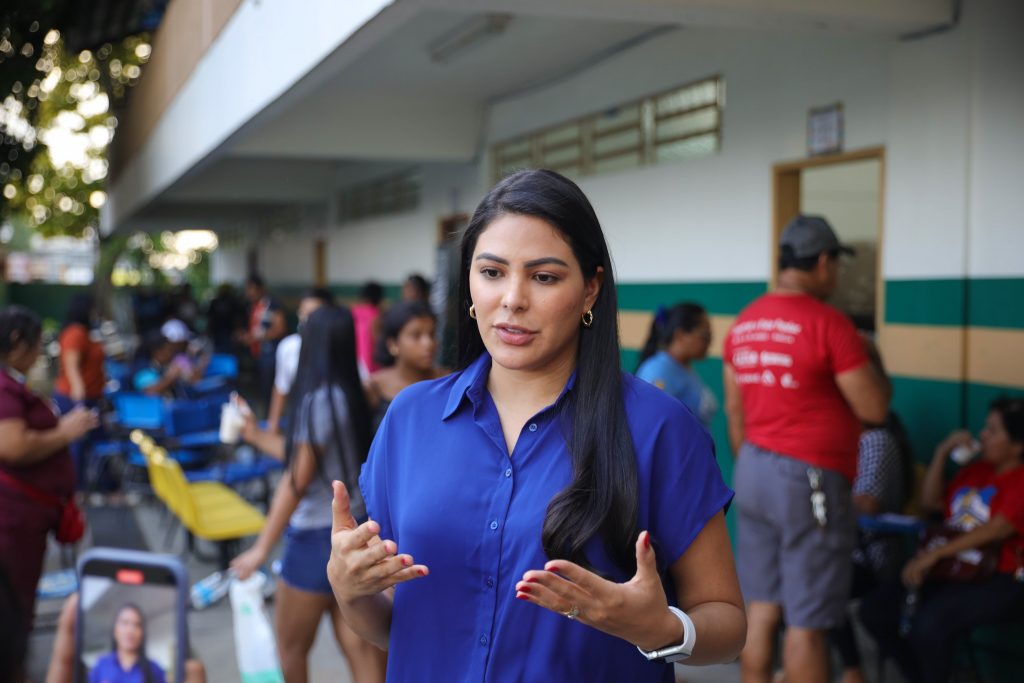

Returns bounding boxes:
[350,281,383,378]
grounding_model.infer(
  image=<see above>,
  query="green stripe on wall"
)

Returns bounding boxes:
[890,376,964,463]
[885,279,966,327]
[885,278,1024,329]
[616,282,766,315]
[966,382,1024,431]
[967,279,1024,329]
[623,350,737,538]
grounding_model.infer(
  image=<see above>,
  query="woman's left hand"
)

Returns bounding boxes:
[515,531,683,651]
[902,552,939,588]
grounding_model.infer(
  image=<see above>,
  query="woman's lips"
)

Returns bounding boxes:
[494,323,537,346]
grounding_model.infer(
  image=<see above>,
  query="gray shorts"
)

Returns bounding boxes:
[734,443,856,629]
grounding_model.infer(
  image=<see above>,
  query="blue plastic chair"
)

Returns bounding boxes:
[112,394,164,431]
[204,354,239,379]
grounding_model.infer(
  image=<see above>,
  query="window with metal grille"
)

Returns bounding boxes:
[336,169,421,224]
[492,75,723,181]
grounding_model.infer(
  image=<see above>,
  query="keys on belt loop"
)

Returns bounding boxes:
[807,467,827,529]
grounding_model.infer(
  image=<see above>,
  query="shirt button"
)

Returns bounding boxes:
[486,576,495,587]
[504,468,512,478]
[528,423,538,432]
[479,635,489,646]
[489,520,499,530]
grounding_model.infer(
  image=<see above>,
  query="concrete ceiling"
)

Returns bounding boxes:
[127,0,952,232]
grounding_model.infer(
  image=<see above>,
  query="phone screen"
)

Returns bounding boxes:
[78,553,185,683]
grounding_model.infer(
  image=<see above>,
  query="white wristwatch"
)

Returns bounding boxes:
[636,606,696,663]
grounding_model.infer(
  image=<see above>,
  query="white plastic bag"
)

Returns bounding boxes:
[230,572,284,683]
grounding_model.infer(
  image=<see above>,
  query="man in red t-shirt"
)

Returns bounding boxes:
[724,215,890,683]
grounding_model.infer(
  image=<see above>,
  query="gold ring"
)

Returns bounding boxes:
[563,604,580,620]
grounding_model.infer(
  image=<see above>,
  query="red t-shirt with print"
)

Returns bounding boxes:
[724,292,868,481]
[946,461,1024,575]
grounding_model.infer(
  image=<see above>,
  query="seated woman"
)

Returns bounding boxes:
[364,301,446,431]
[133,332,188,398]
[89,603,167,683]
[859,396,1024,683]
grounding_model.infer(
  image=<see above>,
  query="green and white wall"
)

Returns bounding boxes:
[212,0,1024,479]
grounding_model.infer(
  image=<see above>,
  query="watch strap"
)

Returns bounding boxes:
[636,606,696,662]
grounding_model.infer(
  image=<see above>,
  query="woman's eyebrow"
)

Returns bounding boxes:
[475,252,508,264]
[524,257,569,268]
[474,252,569,269]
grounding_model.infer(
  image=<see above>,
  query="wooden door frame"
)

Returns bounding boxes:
[771,145,886,328]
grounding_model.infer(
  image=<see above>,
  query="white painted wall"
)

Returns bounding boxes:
[211,162,482,286]
[882,16,970,279]
[210,241,248,283]
[213,0,1024,287]
[103,0,398,232]
[488,0,1024,284]
[966,0,1024,279]
[488,26,893,283]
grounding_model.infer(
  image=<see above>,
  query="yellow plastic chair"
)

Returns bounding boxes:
[152,455,265,566]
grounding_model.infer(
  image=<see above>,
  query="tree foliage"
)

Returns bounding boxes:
[0,2,151,237]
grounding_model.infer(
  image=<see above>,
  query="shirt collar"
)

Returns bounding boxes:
[441,351,578,421]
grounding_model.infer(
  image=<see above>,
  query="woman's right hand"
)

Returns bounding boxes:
[58,406,98,441]
[937,429,974,460]
[327,481,428,605]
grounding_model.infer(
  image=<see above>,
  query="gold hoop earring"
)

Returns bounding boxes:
[468,305,477,320]
[581,310,594,327]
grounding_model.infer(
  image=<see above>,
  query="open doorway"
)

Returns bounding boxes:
[772,147,884,330]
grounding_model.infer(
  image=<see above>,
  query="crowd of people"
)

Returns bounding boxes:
[0,169,1021,682]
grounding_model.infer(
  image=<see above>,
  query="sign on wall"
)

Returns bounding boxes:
[807,102,844,156]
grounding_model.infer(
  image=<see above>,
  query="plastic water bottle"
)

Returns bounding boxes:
[898,588,919,637]
[191,571,231,610]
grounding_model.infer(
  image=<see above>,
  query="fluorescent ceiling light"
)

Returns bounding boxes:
[428,13,512,64]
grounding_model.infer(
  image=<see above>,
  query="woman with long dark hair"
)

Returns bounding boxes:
[88,603,166,683]
[365,301,445,430]
[635,302,717,427]
[327,170,745,681]
[231,306,384,683]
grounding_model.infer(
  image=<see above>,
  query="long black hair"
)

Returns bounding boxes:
[458,169,639,575]
[373,301,435,368]
[285,306,372,487]
[110,603,156,683]
[991,396,1024,450]
[0,306,42,359]
[636,302,707,370]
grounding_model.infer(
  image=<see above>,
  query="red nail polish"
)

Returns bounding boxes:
[525,577,537,583]
[644,531,651,549]
[402,557,410,567]
[516,594,529,601]
[418,569,427,576]
[519,585,531,594]
[549,567,560,574]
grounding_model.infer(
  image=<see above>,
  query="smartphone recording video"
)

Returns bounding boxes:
[76,549,187,683]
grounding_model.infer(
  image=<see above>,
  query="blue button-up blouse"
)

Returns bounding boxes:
[360,352,732,682]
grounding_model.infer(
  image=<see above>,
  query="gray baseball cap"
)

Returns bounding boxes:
[779,214,855,258]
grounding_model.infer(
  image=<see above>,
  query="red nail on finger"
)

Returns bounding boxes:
[518,585,531,594]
